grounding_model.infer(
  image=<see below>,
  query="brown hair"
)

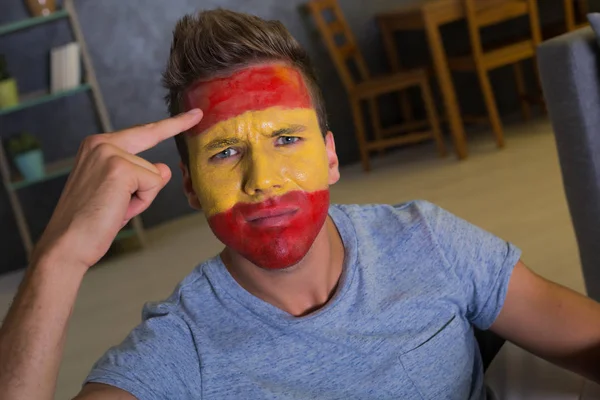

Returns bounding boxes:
[163,8,329,166]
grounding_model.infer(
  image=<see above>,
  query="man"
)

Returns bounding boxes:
[1,8,600,400]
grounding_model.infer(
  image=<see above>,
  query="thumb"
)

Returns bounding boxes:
[123,164,170,222]
[154,163,172,185]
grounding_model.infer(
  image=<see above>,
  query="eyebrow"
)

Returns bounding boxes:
[203,124,307,151]
[270,124,306,138]
[204,137,242,151]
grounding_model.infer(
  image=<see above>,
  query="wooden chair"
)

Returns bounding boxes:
[564,0,589,32]
[307,0,446,172]
[543,0,589,39]
[447,0,542,148]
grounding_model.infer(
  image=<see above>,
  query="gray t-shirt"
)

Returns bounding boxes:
[86,201,521,399]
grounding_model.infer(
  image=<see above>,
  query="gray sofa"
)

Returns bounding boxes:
[538,24,600,301]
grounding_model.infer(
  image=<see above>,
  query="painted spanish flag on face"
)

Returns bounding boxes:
[184,64,331,270]
[187,64,313,134]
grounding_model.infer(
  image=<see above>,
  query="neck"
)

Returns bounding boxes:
[221,216,345,317]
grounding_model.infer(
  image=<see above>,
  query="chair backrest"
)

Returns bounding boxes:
[463,0,542,57]
[307,0,370,92]
[563,0,589,31]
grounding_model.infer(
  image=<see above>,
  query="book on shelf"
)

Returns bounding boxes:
[50,42,81,93]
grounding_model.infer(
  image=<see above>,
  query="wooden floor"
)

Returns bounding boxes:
[0,117,596,399]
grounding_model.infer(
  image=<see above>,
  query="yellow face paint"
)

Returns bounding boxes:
[187,106,329,217]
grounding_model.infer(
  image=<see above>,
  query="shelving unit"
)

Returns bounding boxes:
[0,0,145,260]
[8,156,74,191]
[0,84,90,116]
[0,9,69,36]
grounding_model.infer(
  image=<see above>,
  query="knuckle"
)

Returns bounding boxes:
[81,134,107,152]
[105,155,129,176]
[95,142,117,159]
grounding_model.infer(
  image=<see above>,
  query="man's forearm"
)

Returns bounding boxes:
[492,262,600,384]
[557,346,600,385]
[0,250,86,400]
[532,283,600,384]
[547,292,600,384]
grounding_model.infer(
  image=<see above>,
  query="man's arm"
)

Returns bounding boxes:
[0,250,85,399]
[0,110,203,400]
[491,260,600,383]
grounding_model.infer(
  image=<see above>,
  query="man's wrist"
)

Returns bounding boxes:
[30,235,89,280]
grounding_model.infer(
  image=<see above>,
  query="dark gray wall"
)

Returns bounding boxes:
[0,0,590,273]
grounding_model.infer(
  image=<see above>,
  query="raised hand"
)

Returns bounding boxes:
[32,109,203,270]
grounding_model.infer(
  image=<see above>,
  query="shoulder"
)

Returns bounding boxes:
[329,201,451,263]
[330,200,501,268]
[331,200,445,231]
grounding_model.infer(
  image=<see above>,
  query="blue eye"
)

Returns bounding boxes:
[213,148,239,160]
[276,136,300,146]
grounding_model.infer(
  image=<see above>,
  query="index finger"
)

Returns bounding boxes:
[109,109,203,154]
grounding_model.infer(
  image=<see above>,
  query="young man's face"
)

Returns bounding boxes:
[181,63,339,270]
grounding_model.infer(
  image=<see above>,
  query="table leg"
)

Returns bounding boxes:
[423,13,468,159]
[379,19,413,123]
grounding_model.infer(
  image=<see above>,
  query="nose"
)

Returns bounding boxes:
[243,153,284,197]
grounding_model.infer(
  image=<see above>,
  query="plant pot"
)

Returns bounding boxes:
[24,0,56,17]
[14,149,45,181]
[0,78,18,109]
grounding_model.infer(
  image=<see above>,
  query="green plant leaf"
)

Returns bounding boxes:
[6,132,41,157]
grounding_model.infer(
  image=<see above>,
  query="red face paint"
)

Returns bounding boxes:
[184,65,313,135]
[208,190,330,269]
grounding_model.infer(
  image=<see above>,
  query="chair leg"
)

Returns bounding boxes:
[350,97,371,172]
[420,78,447,157]
[368,98,385,155]
[476,68,505,148]
[512,62,531,121]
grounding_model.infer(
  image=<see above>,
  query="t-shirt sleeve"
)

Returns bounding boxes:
[84,299,202,400]
[415,201,522,330]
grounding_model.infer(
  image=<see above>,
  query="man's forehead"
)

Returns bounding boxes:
[184,64,313,136]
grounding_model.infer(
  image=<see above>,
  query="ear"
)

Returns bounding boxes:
[324,131,340,185]
[179,161,202,210]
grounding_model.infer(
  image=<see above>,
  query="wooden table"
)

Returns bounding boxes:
[377,0,472,159]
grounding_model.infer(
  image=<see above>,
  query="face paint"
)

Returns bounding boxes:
[184,64,313,135]
[184,64,331,270]
[210,190,330,269]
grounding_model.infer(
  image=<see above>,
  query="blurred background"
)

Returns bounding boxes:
[1,0,596,273]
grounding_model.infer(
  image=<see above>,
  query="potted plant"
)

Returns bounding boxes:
[6,132,45,181]
[0,55,18,109]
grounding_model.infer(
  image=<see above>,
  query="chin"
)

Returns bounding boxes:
[208,189,330,270]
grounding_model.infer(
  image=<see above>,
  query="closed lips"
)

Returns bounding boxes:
[245,207,298,222]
